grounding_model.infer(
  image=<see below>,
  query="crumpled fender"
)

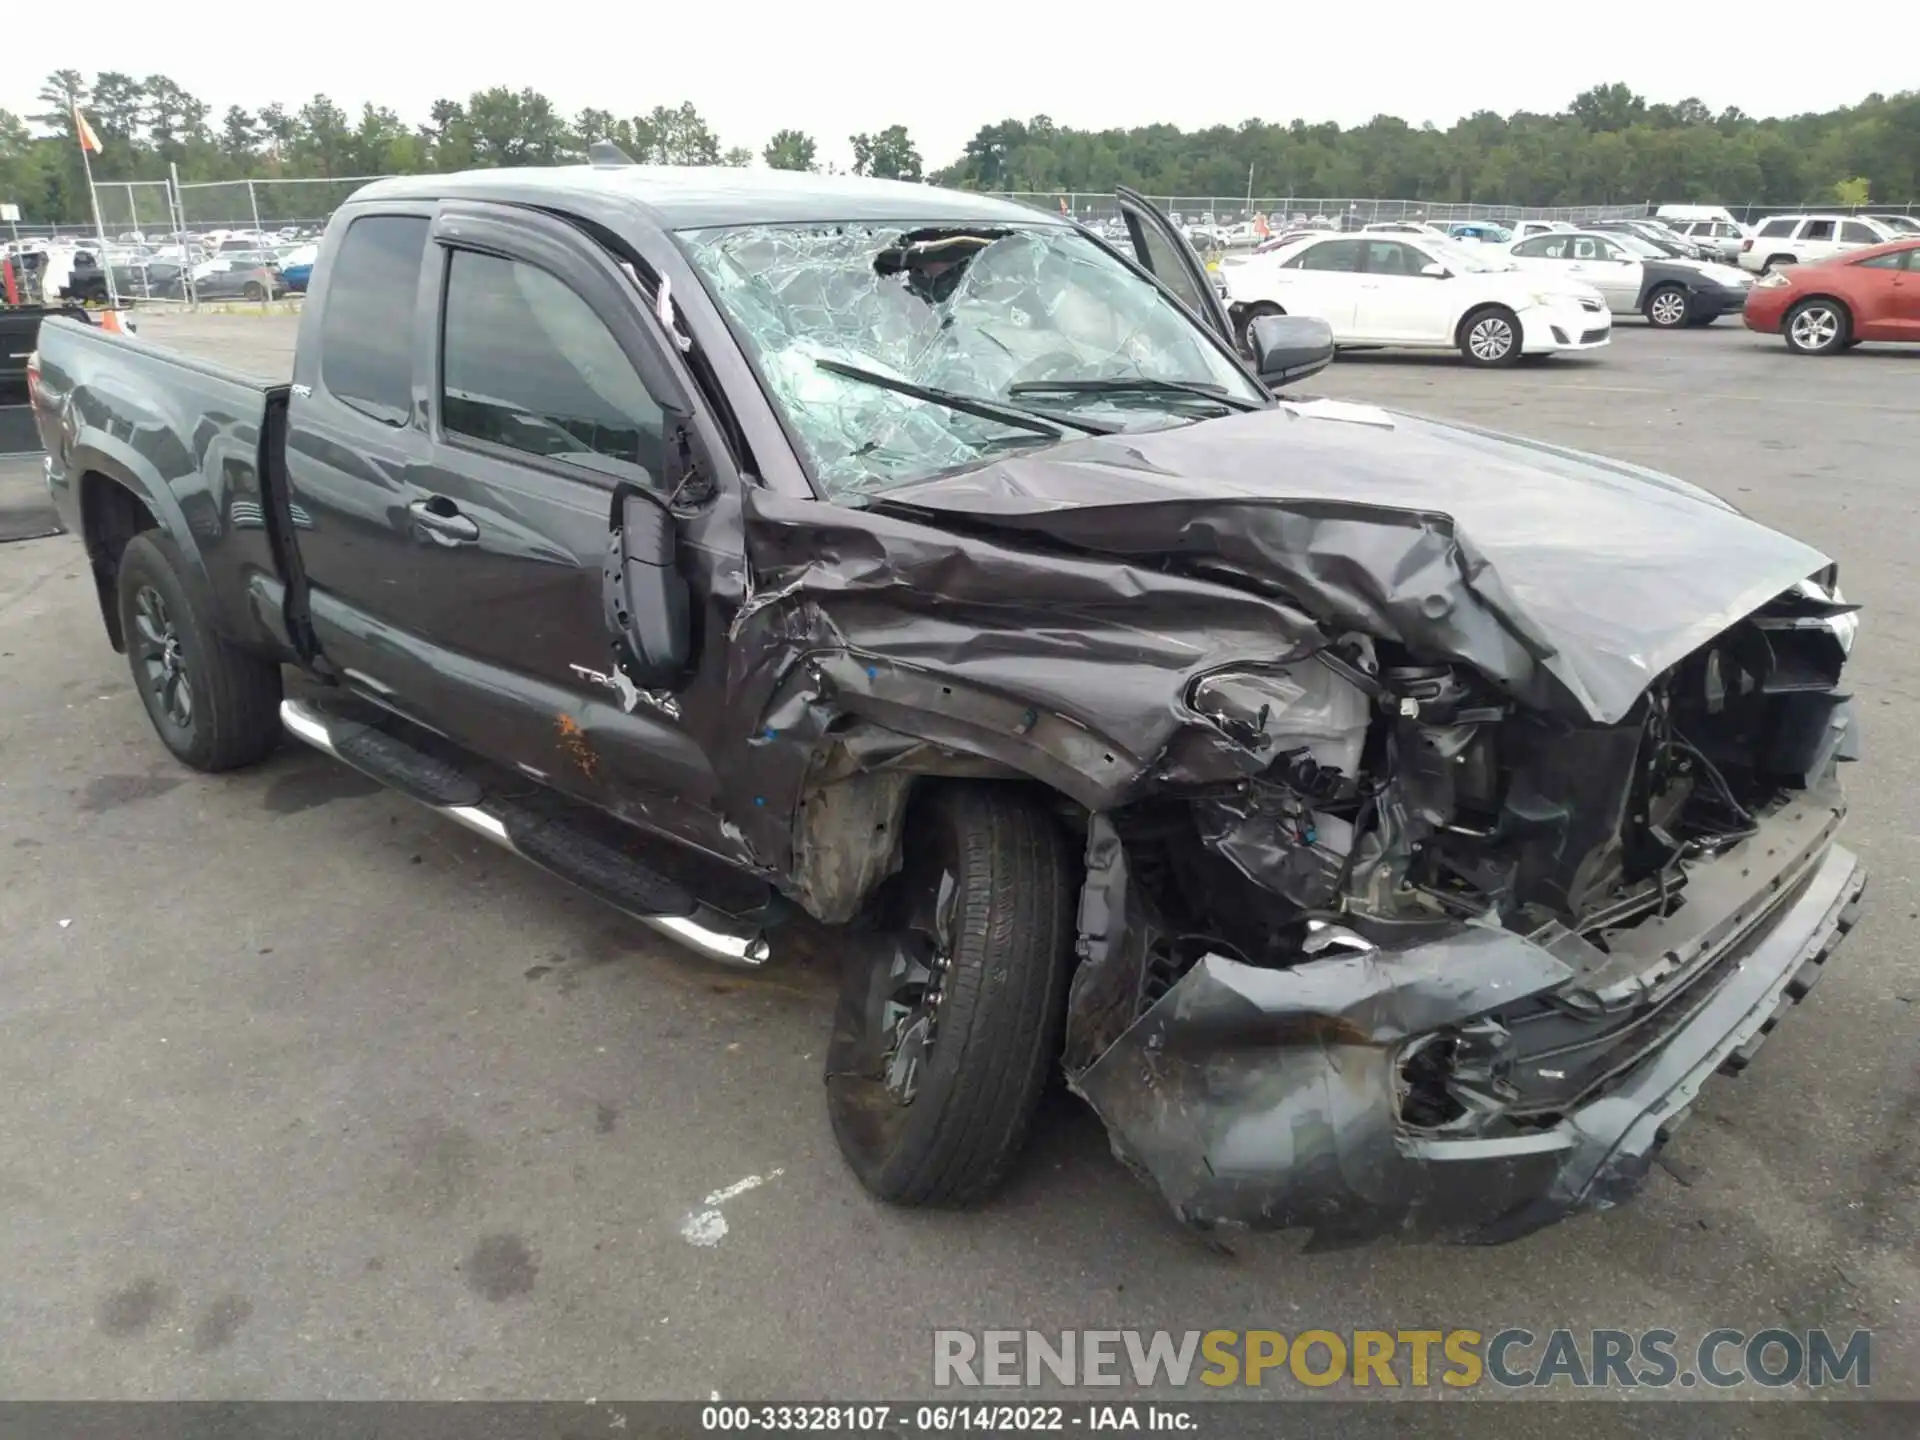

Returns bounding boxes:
[1071,932,1576,1243]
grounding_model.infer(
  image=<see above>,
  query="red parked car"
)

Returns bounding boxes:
[1743,237,1920,353]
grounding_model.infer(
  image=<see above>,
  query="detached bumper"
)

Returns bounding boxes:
[1074,835,1865,1247]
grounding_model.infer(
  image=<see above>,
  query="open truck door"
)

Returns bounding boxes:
[1116,186,1234,345]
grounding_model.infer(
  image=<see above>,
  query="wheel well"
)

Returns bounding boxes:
[1789,292,1850,323]
[790,771,1083,925]
[1766,254,1797,270]
[1455,302,1516,347]
[79,473,157,652]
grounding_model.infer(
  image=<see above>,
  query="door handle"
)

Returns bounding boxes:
[408,498,480,546]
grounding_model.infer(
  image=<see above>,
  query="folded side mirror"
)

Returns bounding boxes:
[604,484,691,691]
[1248,312,1335,388]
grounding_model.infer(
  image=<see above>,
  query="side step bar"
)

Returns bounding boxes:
[279,700,771,966]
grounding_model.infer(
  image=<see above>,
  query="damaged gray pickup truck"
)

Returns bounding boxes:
[30,165,1865,1243]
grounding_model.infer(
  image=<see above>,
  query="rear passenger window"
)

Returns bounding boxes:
[1294,239,1365,272]
[1801,220,1835,241]
[440,249,665,486]
[320,216,428,426]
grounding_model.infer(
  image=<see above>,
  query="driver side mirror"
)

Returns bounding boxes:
[604,483,691,691]
[1419,261,1449,278]
[1247,313,1335,388]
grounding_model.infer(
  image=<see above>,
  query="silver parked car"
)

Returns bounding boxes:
[1672,218,1749,262]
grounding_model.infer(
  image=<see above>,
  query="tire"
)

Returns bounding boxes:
[116,533,283,771]
[1234,300,1285,355]
[242,281,266,301]
[1458,305,1522,366]
[1783,298,1850,356]
[1644,284,1691,329]
[825,783,1072,1207]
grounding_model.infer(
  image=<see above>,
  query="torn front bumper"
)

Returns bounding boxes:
[1073,838,1866,1247]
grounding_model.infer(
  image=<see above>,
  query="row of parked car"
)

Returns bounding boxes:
[1217,210,1920,363]
[1,227,321,306]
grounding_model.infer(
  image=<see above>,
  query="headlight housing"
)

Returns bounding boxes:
[1796,576,1859,655]
[1756,271,1792,289]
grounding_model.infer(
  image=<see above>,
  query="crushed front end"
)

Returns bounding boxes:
[1067,580,1866,1244]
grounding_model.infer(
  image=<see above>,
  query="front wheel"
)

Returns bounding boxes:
[116,533,283,771]
[1784,298,1849,355]
[1644,284,1691,328]
[1458,305,1522,366]
[825,784,1072,1207]
[241,281,266,301]
[1234,300,1285,356]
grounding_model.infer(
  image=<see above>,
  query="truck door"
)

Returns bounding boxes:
[1114,186,1236,345]
[284,201,741,855]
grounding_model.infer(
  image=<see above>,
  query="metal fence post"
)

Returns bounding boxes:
[247,180,270,310]
[169,163,197,312]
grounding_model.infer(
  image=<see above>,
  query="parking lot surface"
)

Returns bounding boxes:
[1,315,1915,1419]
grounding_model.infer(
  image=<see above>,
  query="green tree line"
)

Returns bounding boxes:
[4,71,1914,228]
[936,86,1918,208]
[0,70,930,225]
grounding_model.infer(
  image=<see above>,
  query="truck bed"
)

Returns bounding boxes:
[33,314,299,661]
[128,310,300,383]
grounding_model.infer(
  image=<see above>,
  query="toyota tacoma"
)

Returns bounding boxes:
[27,165,1865,1242]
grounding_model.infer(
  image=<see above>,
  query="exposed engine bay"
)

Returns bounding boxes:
[1062,575,1859,1237]
[1099,575,1856,979]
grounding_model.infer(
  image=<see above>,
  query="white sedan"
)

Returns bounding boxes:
[1222,233,1610,366]
[1500,230,1754,327]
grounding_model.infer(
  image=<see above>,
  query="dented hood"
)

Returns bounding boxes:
[875,402,1831,723]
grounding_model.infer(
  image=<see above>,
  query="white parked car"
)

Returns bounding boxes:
[1669,218,1749,262]
[1865,213,1920,238]
[1361,220,1451,239]
[1502,230,1754,328]
[1224,232,1610,366]
[1511,219,1576,241]
[1739,214,1896,273]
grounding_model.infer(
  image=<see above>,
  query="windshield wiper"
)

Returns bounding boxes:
[812,358,1119,436]
[1008,377,1264,412]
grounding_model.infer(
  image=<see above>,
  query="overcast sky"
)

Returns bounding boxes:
[6,6,1917,174]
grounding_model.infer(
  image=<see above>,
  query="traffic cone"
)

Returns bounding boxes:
[99,307,127,335]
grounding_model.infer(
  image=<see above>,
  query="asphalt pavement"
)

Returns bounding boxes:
[1,314,1915,1421]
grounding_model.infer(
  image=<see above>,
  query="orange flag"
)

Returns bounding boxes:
[74,106,103,154]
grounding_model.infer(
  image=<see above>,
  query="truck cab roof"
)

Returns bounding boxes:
[348,165,1059,232]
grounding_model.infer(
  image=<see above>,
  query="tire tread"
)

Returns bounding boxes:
[118,533,283,772]
[860,784,1071,1207]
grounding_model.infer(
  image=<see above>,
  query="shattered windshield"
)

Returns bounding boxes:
[680,221,1265,498]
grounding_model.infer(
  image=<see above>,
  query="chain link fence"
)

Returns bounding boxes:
[175,175,386,234]
[987,193,1658,232]
[9,176,1919,307]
